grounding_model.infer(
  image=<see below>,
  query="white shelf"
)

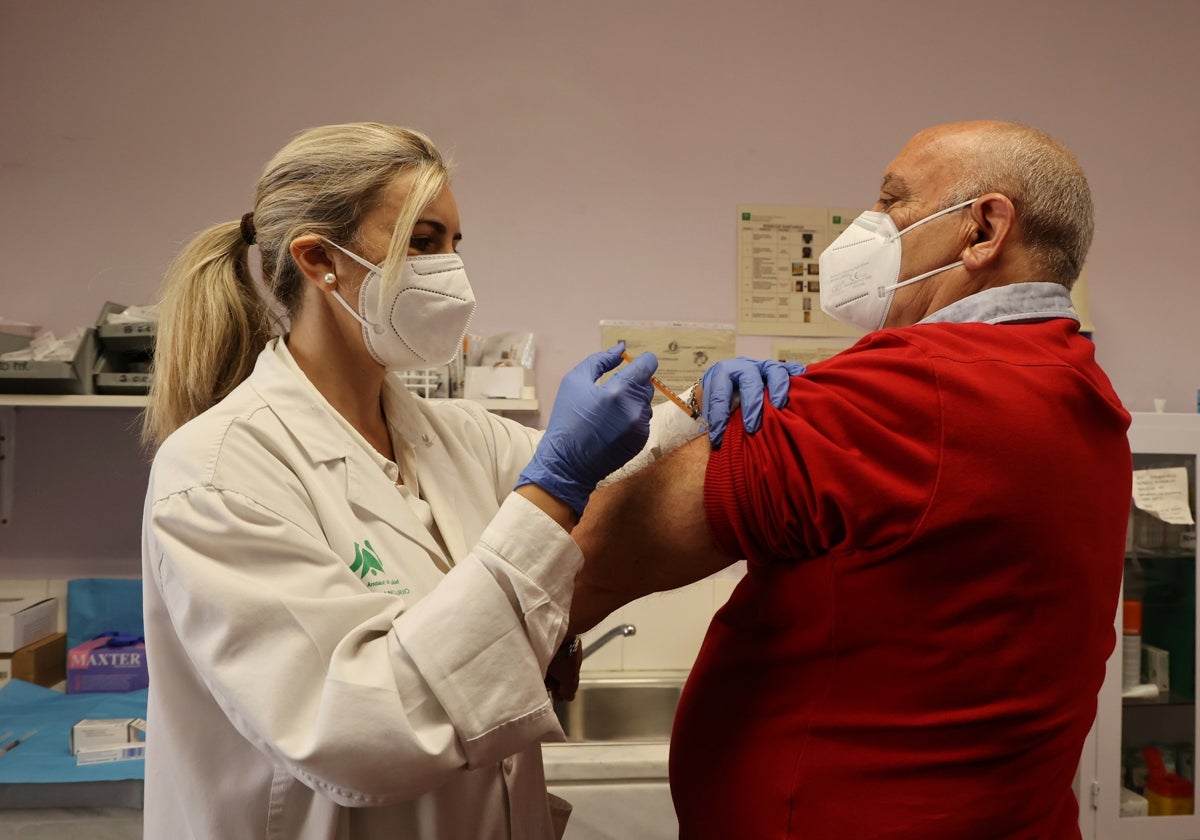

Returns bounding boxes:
[0,394,147,408]
[0,394,540,412]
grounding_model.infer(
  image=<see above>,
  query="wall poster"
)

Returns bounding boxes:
[737,204,864,337]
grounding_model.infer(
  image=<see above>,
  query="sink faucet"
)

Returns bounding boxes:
[582,623,636,659]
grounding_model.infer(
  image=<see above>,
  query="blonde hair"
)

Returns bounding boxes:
[941,122,1093,288]
[142,123,448,450]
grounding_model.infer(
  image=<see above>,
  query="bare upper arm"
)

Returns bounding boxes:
[568,435,735,634]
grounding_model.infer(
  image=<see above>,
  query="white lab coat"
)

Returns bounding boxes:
[143,339,600,839]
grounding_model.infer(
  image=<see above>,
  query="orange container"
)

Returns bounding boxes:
[1123,599,1143,635]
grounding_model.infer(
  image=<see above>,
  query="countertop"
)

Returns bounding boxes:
[542,740,670,782]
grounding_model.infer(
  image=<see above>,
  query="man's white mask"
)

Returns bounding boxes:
[818,198,977,332]
[325,241,476,371]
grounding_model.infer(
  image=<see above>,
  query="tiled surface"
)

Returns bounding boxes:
[621,582,713,671]
[580,564,747,675]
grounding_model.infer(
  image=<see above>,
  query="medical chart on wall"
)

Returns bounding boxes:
[771,340,853,367]
[599,320,736,398]
[737,204,865,337]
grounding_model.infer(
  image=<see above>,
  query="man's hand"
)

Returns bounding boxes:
[701,357,806,446]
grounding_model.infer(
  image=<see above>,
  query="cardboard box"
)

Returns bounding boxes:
[1121,786,1150,817]
[0,631,66,689]
[0,598,58,653]
[1144,644,1171,693]
[95,301,156,357]
[67,634,148,694]
[71,716,146,766]
[93,351,152,395]
[464,365,533,399]
[75,742,146,766]
[71,718,146,754]
[0,329,97,395]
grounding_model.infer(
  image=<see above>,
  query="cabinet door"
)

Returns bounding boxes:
[1091,413,1199,839]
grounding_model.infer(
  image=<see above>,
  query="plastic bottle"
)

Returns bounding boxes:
[1123,557,1146,689]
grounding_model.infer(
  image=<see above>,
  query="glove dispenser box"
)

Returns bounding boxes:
[464,366,533,399]
[0,330,98,395]
[93,301,154,395]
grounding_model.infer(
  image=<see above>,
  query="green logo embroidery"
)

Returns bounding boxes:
[350,540,384,579]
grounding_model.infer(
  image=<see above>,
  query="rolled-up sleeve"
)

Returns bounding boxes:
[703,334,943,565]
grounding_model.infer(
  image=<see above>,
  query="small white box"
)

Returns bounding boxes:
[71,718,144,754]
[0,598,57,654]
[464,366,531,399]
[75,742,146,766]
[1120,786,1149,817]
[1144,644,1170,692]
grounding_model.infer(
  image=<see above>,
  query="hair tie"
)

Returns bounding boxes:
[240,212,257,246]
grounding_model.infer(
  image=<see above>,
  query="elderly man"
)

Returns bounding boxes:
[569,121,1131,839]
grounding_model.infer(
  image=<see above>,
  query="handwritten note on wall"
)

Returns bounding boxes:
[1133,467,1195,525]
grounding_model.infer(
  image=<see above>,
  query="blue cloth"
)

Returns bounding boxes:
[0,680,146,783]
[67,578,143,649]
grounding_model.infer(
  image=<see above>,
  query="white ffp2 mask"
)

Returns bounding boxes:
[818,198,977,332]
[325,242,476,371]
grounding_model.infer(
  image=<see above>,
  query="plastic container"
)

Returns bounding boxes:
[1144,745,1195,815]
[1124,558,1146,689]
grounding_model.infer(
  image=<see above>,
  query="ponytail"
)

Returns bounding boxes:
[141,222,275,450]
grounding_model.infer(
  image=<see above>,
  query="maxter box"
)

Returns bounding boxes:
[67,635,148,694]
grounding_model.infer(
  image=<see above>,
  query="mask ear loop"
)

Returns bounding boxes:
[330,288,385,335]
[877,197,979,298]
[891,197,979,239]
[323,240,387,335]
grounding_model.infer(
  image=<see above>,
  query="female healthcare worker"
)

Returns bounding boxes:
[139,122,795,840]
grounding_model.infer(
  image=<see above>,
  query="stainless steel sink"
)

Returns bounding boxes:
[553,678,684,742]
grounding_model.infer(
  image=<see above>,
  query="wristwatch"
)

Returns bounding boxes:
[554,635,581,661]
[685,380,702,420]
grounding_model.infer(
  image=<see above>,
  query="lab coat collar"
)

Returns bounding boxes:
[245,343,448,559]
[380,379,471,564]
[250,341,470,565]
[247,340,351,466]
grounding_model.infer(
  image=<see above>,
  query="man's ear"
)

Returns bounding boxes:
[961,193,1015,270]
[289,235,337,289]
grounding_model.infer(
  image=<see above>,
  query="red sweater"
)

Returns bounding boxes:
[676,319,1131,839]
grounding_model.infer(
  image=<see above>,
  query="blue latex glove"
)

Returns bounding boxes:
[516,345,658,516]
[701,357,806,447]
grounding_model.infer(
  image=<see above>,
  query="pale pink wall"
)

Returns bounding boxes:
[2,0,1198,570]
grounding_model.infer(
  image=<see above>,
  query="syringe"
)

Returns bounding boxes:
[620,351,699,419]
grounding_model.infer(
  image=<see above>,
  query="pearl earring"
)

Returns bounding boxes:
[323,273,337,286]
